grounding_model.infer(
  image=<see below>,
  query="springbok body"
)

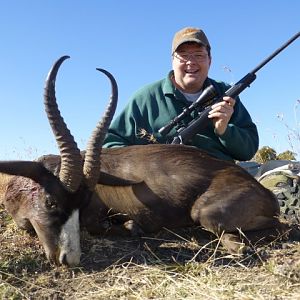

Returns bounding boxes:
[0,56,296,266]
[94,145,280,235]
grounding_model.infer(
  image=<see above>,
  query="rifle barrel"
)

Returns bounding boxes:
[251,32,300,74]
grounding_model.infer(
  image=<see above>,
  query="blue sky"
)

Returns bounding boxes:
[0,1,299,160]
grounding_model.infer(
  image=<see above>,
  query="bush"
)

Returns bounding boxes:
[254,147,296,163]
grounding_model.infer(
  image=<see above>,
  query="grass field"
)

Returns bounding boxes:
[1,209,300,299]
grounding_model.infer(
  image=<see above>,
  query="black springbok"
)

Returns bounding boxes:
[0,56,297,266]
[0,56,117,265]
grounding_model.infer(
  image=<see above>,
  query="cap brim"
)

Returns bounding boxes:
[173,38,207,53]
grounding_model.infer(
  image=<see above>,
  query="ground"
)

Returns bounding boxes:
[1,206,300,300]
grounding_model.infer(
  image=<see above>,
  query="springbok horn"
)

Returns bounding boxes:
[83,68,118,191]
[44,56,83,192]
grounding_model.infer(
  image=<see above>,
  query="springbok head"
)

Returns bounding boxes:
[0,56,117,266]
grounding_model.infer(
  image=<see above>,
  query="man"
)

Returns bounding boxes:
[103,27,258,161]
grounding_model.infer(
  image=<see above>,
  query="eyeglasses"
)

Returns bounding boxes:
[173,52,209,63]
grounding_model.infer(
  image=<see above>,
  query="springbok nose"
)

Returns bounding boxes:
[59,251,81,266]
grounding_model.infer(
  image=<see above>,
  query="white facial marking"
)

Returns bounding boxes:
[59,209,81,266]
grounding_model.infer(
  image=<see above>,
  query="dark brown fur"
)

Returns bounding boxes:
[3,141,297,262]
[78,144,290,254]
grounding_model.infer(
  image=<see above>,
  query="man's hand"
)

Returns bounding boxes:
[208,96,235,135]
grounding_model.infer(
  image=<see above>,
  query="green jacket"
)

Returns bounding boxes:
[103,72,259,161]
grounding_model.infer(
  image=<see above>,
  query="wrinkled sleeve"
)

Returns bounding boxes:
[103,97,145,148]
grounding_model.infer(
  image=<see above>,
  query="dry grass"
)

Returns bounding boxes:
[1,173,300,299]
[0,174,12,204]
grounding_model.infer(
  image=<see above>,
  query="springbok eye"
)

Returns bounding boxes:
[45,195,57,210]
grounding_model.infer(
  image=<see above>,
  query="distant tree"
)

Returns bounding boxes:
[276,150,296,160]
[254,146,277,163]
[254,147,297,163]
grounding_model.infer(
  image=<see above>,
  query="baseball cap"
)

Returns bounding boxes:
[172,27,210,54]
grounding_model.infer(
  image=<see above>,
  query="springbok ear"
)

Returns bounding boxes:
[0,161,58,186]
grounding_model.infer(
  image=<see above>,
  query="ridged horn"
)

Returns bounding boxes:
[83,68,118,191]
[44,56,83,192]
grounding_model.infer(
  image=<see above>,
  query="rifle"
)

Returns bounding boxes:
[159,31,300,145]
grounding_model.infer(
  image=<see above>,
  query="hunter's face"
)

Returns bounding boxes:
[172,43,211,93]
